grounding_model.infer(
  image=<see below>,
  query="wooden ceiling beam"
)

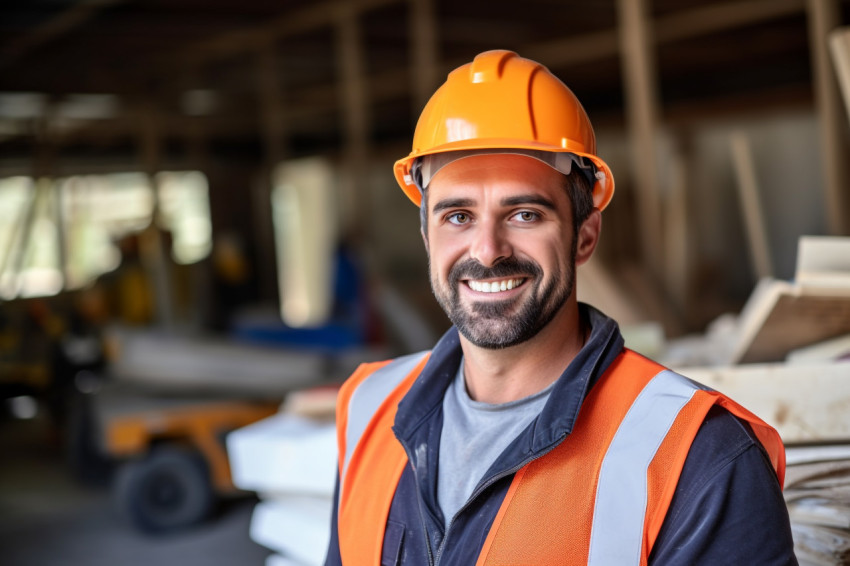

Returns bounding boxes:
[16,80,815,157]
[5,0,838,153]
[179,0,402,65]
[527,0,806,68]
[655,0,805,43]
[0,0,127,70]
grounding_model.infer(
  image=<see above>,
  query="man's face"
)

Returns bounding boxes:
[424,154,578,349]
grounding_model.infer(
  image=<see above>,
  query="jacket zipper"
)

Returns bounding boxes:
[402,444,436,566]
[433,432,568,566]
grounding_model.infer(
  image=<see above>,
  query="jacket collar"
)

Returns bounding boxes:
[394,303,625,454]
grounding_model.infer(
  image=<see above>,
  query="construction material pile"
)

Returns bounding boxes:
[668,237,850,565]
[227,388,339,566]
[785,446,850,566]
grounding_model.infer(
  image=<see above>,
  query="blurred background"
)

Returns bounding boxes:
[1,0,849,564]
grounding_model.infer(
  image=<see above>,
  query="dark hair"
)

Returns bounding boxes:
[420,170,595,239]
[566,169,595,233]
[420,190,428,235]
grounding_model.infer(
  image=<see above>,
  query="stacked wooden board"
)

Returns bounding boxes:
[227,392,338,566]
[784,446,850,565]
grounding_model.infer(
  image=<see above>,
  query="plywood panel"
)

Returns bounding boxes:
[681,362,850,443]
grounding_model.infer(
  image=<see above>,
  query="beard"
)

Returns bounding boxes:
[430,248,576,350]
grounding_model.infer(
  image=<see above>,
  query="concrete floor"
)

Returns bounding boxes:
[0,410,271,566]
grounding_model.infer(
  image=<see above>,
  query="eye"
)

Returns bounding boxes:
[447,212,470,225]
[513,210,539,223]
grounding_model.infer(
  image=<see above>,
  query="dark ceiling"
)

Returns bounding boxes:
[0,0,847,167]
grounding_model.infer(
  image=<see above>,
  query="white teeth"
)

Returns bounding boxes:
[468,278,524,293]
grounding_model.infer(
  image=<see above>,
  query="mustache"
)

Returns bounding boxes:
[448,257,542,286]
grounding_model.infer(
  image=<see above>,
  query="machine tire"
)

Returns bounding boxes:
[114,446,214,533]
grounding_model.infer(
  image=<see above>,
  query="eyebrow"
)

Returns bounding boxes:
[431,197,475,214]
[500,194,557,210]
[431,194,558,215]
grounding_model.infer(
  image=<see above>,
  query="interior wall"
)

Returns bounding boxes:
[579,109,831,331]
[689,110,827,289]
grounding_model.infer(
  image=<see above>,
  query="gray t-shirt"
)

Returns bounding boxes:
[437,359,554,526]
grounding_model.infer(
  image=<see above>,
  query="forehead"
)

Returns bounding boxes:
[426,153,566,204]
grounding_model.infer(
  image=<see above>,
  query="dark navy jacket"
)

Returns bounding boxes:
[325,305,797,565]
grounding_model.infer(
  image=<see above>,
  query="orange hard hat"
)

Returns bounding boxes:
[393,50,615,210]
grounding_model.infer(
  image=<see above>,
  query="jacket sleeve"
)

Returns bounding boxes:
[323,470,342,566]
[649,405,798,565]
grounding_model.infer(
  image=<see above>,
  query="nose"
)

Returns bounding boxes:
[469,220,512,267]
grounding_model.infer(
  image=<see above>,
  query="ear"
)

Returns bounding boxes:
[575,209,601,267]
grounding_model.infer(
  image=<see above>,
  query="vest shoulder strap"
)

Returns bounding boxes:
[336,351,430,565]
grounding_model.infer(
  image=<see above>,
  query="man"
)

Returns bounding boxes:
[325,50,796,565]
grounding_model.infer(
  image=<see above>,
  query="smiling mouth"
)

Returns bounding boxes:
[466,278,526,293]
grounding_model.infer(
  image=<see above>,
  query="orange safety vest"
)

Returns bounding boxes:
[335,349,785,566]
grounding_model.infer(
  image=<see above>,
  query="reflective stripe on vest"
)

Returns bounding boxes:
[341,352,427,493]
[587,370,707,565]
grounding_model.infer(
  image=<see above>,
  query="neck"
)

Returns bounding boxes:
[460,300,587,404]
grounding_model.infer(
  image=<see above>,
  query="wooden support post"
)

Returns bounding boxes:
[138,101,161,188]
[255,43,287,167]
[185,112,207,171]
[178,73,214,329]
[336,8,369,153]
[53,177,69,292]
[828,27,850,236]
[31,106,70,294]
[408,0,439,117]
[807,0,849,235]
[830,28,850,121]
[730,132,774,281]
[664,135,690,314]
[0,108,53,296]
[180,72,212,172]
[0,180,29,290]
[253,43,289,303]
[335,5,370,238]
[616,0,665,282]
[6,180,42,298]
[137,100,175,329]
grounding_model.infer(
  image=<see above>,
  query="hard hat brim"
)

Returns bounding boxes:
[394,139,614,211]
